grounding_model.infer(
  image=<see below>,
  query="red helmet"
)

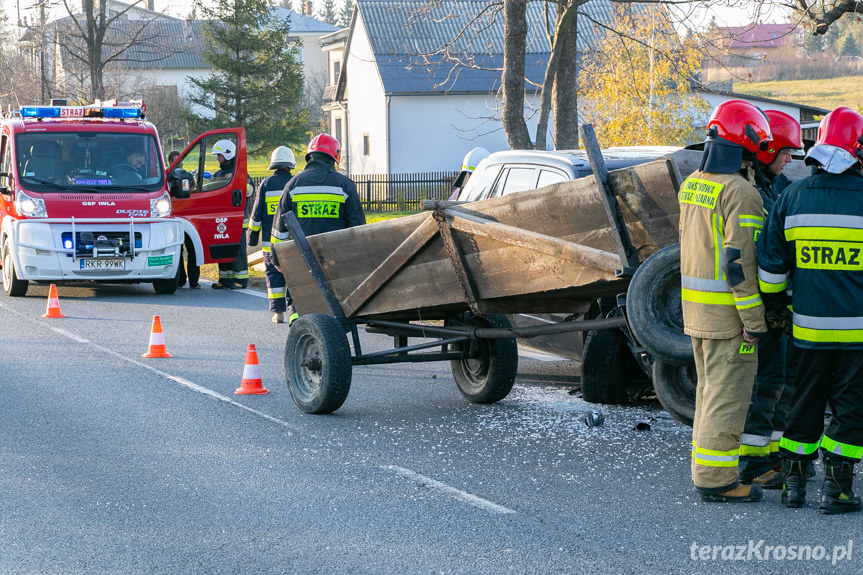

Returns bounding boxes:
[306,133,340,163]
[757,110,803,165]
[806,107,863,173]
[815,107,863,156]
[707,99,772,154]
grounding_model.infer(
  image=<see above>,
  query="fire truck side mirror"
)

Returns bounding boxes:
[167,169,192,199]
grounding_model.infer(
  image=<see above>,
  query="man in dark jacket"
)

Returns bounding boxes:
[248,146,296,323]
[271,133,365,323]
[758,106,863,514]
[210,139,252,290]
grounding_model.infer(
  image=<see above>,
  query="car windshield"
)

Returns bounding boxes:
[16,131,164,192]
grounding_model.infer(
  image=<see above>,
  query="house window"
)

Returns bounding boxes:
[333,60,341,84]
[334,118,342,143]
[363,134,370,156]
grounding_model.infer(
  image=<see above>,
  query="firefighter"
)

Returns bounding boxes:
[758,106,863,514]
[448,147,489,200]
[680,99,770,503]
[248,146,296,323]
[270,133,366,324]
[738,110,803,488]
[210,139,252,290]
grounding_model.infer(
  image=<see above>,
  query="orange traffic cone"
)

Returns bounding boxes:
[142,315,172,358]
[41,284,66,318]
[234,344,269,395]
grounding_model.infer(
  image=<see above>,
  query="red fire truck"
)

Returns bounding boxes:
[0,100,248,296]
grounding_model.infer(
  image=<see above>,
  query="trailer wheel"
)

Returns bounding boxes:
[626,244,693,365]
[582,327,649,404]
[652,358,696,426]
[2,239,28,297]
[450,314,518,404]
[284,314,352,414]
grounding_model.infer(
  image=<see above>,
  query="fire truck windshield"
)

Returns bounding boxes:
[16,132,164,192]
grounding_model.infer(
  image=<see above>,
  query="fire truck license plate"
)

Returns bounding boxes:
[80,258,126,270]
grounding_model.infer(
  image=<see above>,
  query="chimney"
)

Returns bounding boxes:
[304,1,313,16]
[148,0,154,10]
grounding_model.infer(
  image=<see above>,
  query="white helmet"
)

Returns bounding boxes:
[461,147,490,172]
[269,146,296,170]
[211,139,236,161]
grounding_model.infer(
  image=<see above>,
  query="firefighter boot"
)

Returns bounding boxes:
[700,483,763,503]
[781,459,807,508]
[272,312,284,324]
[820,458,863,515]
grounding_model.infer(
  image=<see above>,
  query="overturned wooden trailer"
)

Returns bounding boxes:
[273,134,700,421]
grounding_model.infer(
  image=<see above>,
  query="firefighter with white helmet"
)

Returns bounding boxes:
[248,146,297,322]
[211,138,252,289]
[449,147,489,200]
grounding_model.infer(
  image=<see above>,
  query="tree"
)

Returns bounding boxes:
[318,0,339,25]
[279,0,293,9]
[57,0,174,101]
[794,0,863,35]
[579,5,710,147]
[339,0,354,27]
[185,0,308,151]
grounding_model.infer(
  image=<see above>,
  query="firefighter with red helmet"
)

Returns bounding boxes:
[270,133,366,323]
[738,110,804,489]
[680,99,770,502]
[248,146,296,323]
[758,106,863,514]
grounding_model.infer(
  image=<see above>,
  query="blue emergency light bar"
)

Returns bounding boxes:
[20,105,144,119]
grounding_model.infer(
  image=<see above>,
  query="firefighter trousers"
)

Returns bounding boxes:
[780,348,863,464]
[740,331,787,479]
[691,333,758,493]
[263,251,289,313]
[217,229,249,288]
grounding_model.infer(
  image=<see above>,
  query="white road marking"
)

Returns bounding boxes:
[383,465,516,515]
[0,301,298,434]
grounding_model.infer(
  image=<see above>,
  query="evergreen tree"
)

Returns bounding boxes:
[338,0,353,27]
[318,0,338,25]
[185,0,307,151]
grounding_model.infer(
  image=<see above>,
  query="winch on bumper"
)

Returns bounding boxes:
[4,216,182,281]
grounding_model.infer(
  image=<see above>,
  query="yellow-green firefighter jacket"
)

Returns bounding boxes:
[679,170,768,339]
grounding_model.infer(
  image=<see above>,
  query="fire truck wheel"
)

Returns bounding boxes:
[152,272,179,294]
[581,327,649,404]
[285,314,352,414]
[2,240,29,297]
[626,244,693,365]
[651,358,696,427]
[449,314,517,404]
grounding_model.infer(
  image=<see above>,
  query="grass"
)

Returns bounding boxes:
[734,76,863,114]
[247,153,307,179]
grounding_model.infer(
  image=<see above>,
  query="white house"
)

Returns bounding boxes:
[24,0,337,120]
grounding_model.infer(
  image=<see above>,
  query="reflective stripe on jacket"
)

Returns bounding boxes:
[679,170,767,339]
[758,168,863,348]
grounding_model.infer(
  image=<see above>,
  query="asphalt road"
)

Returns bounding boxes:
[0,281,860,575]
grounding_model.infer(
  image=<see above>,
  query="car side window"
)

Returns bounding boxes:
[461,164,502,202]
[537,169,568,189]
[498,167,538,196]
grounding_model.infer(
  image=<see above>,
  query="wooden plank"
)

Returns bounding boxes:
[444,207,620,273]
[580,124,640,274]
[341,214,439,317]
[436,212,481,313]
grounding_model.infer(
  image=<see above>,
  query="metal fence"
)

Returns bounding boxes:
[249,171,458,212]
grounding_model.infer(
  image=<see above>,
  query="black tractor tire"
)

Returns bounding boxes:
[2,239,29,297]
[581,327,650,404]
[652,358,697,427]
[450,314,518,404]
[284,314,352,414]
[626,244,693,365]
